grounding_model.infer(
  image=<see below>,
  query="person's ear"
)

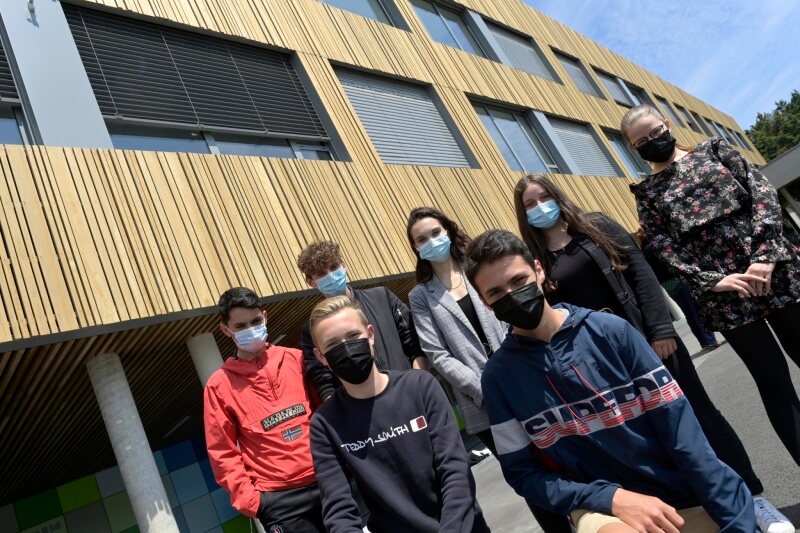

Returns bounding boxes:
[534,260,546,286]
[313,347,327,366]
[367,324,375,350]
[341,260,347,270]
[262,309,268,325]
[664,118,672,130]
[305,276,317,289]
[220,323,233,338]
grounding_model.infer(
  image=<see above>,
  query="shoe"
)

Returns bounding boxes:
[468,448,492,465]
[753,496,795,533]
[704,340,727,350]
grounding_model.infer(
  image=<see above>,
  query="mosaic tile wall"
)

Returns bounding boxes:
[0,435,251,533]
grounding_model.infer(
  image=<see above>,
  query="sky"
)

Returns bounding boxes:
[524,0,800,131]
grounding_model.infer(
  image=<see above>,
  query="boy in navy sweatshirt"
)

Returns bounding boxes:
[308,295,489,533]
[464,229,753,533]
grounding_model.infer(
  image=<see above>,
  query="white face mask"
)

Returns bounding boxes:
[230,323,268,353]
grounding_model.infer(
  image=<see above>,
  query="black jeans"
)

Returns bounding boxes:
[475,430,572,533]
[721,302,800,465]
[258,483,325,533]
[668,281,717,347]
[664,337,764,494]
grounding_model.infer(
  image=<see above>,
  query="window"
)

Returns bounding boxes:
[607,132,649,179]
[675,105,701,134]
[547,117,620,177]
[409,0,485,57]
[625,83,652,107]
[485,22,557,82]
[0,37,29,145]
[732,130,752,151]
[709,120,733,142]
[319,0,395,26]
[596,71,633,107]
[655,97,684,127]
[65,5,334,158]
[692,112,713,136]
[474,104,560,173]
[338,69,469,167]
[554,52,602,98]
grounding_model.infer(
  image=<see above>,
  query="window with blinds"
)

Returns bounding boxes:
[409,0,485,57]
[554,52,602,98]
[655,97,684,127]
[0,40,19,102]
[486,23,557,82]
[675,104,701,133]
[709,120,732,142]
[547,118,620,177]
[607,132,649,179]
[319,0,395,26]
[596,71,633,107]
[64,4,328,142]
[732,130,752,151]
[692,112,714,136]
[337,70,469,167]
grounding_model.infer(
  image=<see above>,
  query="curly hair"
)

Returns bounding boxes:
[297,241,343,278]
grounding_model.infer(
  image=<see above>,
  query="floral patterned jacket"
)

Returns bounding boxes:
[630,138,800,331]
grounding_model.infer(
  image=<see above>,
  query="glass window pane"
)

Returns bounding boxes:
[439,8,484,57]
[320,0,392,25]
[608,133,648,178]
[108,123,210,153]
[214,133,295,158]
[476,106,522,171]
[410,0,459,49]
[491,110,549,173]
[0,107,23,145]
[299,149,333,161]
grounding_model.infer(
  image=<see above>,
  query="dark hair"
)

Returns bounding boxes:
[406,207,471,283]
[464,229,536,292]
[513,174,628,292]
[218,287,261,324]
[297,241,342,278]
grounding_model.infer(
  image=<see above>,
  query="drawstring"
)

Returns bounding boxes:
[545,374,589,431]
[545,364,618,429]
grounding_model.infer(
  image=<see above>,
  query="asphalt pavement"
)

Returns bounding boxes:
[472,318,800,532]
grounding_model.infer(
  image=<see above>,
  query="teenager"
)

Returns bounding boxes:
[465,229,754,533]
[308,296,489,533]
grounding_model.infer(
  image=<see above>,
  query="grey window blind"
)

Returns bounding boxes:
[64,5,327,138]
[486,23,555,82]
[555,53,600,97]
[597,72,632,106]
[548,118,618,177]
[0,40,18,101]
[337,70,468,167]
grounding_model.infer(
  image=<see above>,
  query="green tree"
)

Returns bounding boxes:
[746,90,800,162]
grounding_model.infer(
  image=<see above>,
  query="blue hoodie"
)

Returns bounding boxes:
[481,304,753,532]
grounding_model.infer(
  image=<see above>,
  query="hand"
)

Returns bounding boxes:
[744,263,775,296]
[710,273,768,298]
[611,488,684,533]
[650,337,677,360]
[412,356,431,371]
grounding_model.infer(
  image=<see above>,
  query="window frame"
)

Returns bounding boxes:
[409,0,487,57]
[654,96,685,127]
[606,130,650,179]
[691,112,714,136]
[318,0,405,28]
[552,50,603,99]
[674,104,701,134]
[594,69,634,107]
[0,103,32,145]
[480,19,559,83]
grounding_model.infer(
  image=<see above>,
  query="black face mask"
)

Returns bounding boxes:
[636,129,677,163]
[324,338,374,385]
[492,282,546,330]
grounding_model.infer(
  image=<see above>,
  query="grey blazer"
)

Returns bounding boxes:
[409,274,507,433]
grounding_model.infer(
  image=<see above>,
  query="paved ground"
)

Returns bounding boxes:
[472,318,800,532]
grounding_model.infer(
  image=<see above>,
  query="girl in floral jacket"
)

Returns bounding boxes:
[623,104,800,473]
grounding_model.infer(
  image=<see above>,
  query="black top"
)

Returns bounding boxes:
[641,241,677,284]
[456,294,491,357]
[547,239,626,316]
[310,371,490,533]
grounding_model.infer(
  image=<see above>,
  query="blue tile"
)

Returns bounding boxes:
[161,440,196,473]
[96,466,125,498]
[182,494,220,533]
[172,506,189,533]
[153,451,168,476]
[170,463,208,505]
[210,488,239,524]
[191,435,208,461]
[198,459,219,492]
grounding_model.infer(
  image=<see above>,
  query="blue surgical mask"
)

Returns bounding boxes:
[526,200,561,229]
[418,234,451,263]
[231,323,268,354]
[316,266,347,296]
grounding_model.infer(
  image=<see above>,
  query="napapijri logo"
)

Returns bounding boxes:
[261,404,306,431]
[282,425,303,442]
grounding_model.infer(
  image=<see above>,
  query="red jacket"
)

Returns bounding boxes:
[204,344,316,517]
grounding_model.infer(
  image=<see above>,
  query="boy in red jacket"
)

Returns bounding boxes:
[204,287,323,532]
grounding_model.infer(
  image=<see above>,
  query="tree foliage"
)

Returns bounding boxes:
[746,90,800,162]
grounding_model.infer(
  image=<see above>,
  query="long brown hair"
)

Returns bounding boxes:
[620,104,695,152]
[513,174,629,292]
[406,207,471,283]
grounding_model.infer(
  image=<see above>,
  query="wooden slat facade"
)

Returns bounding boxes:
[0,0,762,504]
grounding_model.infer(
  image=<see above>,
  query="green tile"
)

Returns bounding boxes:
[14,489,62,530]
[19,515,65,533]
[120,526,139,533]
[103,492,136,533]
[57,474,102,513]
[222,515,251,533]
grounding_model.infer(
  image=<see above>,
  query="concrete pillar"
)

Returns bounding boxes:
[87,352,179,533]
[187,332,224,387]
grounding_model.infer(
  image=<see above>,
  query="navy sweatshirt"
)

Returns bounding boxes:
[310,370,489,533]
[481,305,753,532]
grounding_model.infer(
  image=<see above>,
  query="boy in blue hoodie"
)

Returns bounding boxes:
[464,229,753,533]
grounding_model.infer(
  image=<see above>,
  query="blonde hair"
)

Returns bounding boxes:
[620,104,695,151]
[309,295,368,338]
